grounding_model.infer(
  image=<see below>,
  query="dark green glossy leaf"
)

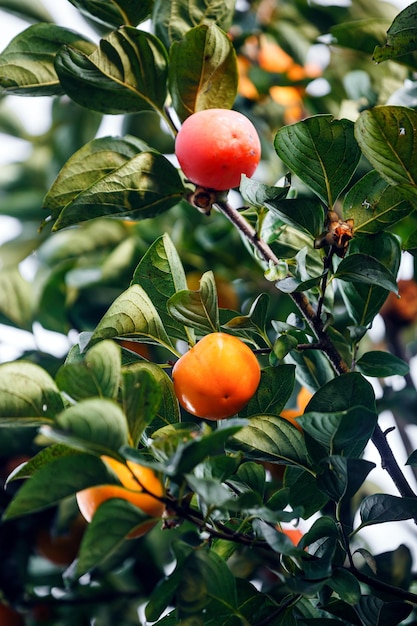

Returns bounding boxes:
[50,397,129,455]
[266,198,325,239]
[284,467,329,518]
[152,0,236,49]
[89,284,175,353]
[228,414,310,469]
[275,116,361,208]
[337,232,401,326]
[306,372,376,412]
[169,23,237,121]
[55,27,169,114]
[223,292,269,336]
[252,519,301,555]
[299,406,377,458]
[355,106,417,186]
[356,351,409,378]
[328,569,361,606]
[317,456,375,502]
[359,493,417,527]
[373,3,417,63]
[3,453,116,519]
[0,23,94,96]
[56,340,121,401]
[0,361,64,420]
[51,151,185,230]
[240,365,296,418]
[76,498,154,577]
[355,595,412,626]
[121,366,162,447]
[122,361,179,435]
[286,348,335,393]
[240,174,290,208]
[343,170,414,234]
[167,271,219,336]
[43,136,149,221]
[68,0,153,29]
[131,233,192,344]
[335,253,398,293]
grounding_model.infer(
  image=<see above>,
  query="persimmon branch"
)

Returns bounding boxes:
[212,198,417,504]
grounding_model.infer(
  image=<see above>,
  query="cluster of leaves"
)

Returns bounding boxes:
[2,0,417,625]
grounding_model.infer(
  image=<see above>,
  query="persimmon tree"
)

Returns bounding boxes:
[2,1,417,625]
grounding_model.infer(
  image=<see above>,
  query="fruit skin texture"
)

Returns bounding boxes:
[175,108,261,191]
[76,456,165,539]
[172,332,261,420]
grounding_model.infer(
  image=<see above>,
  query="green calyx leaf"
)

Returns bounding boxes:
[275,115,361,208]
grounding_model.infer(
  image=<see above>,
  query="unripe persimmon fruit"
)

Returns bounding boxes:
[175,109,261,191]
[76,456,165,539]
[172,332,261,420]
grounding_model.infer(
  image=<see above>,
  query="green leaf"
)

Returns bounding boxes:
[240,174,290,208]
[68,0,153,29]
[131,233,192,343]
[122,361,180,435]
[169,23,237,120]
[3,453,116,519]
[286,348,335,393]
[176,548,237,617]
[240,365,296,418]
[284,467,329,518]
[56,340,122,401]
[0,267,33,331]
[359,494,417,528]
[337,232,401,326]
[355,596,412,626]
[55,27,169,114]
[43,135,149,221]
[0,361,64,420]
[328,569,361,606]
[167,271,219,336]
[274,116,361,208]
[228,415,310,469]
[46,398,129,454]
[0,23,94,96]
[253,520,301,555]
[121,366,162,447]
[317,456,375,502]
[76,499,153,577]
[265,198,325,239]
[223,292,269,336]
[334,253,398,293]
[51,151,185,230]
[300,407,378,458]
[355,106,417,187]
[356,351,409,378]
[330,18,394,56]
[89,284,175,352]
[373,3,417,63]
[343,170,415,234]
[152,0,236,49]
[0,0,53,22]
